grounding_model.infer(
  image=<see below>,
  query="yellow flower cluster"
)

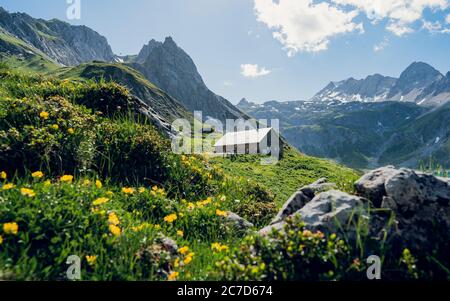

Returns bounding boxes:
[177,230,184,237]
[93,197,109,206]
[168,271,179,281]
[86,255,97,266]
[196,197,212,208]
[2,183,15,190]
[150,185,165,197]
[108,212,120,226]
[179,246,189,255]
[3,222,19,235]
[0,171,7,180]
[216,209,228,217]
[95,180,102,189]
[20,188,36,198]
[39,111,49,120]
[31,171,44,179]
[122,187,135,195]
[108,212,121,237]
[60,175,73,183]
[164,213,177,223]
[211,242,229,253]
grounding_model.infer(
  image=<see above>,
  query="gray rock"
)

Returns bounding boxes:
[355,166,400,207]
[270,178,337,225]
[300,178,337,199]
[261,190,369,235]
[384,169,450,211]
[159,235,179,255]
[270,191,311,225]
[297,190,368,231]
[223,212,254,231]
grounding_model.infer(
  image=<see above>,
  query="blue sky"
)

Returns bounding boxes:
[1,0,450,104]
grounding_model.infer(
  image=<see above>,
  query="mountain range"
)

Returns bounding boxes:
[0,6,448,170]
[0,7,247,123]
[311,62,450,107]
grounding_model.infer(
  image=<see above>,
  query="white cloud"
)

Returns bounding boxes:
[333,0,450,36]
[446,14,450,23]
[240,64,271,78]
[374,38,390,52]
[422,20,450,33]
[223,80,233,86]
[254,0,363,54]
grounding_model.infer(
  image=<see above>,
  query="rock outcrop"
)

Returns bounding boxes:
[262,167,450,257]
[130,37,249,122]
[0,7,115,66]
[270,178,336,224]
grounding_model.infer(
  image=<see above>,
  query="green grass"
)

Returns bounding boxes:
[211,147,360,206]
[0,62,447,281]
[0,30,59,74]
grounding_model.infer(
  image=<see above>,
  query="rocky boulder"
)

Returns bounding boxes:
[222,212,254,231]
[355,166,400,207]
[261,190,369,235]
[270,178,337,225]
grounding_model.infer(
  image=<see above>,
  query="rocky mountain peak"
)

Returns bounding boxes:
[0,6,115,66]
[130,37,247,122]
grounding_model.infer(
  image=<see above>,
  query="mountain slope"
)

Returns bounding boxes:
[312,62,449,106]
[237,99,449,169]
[129,37,248,122]
[54,62,192,124]
[0,7,114,66]
[0,28,59,73]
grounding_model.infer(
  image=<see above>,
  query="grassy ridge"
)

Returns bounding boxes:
[212,149,359,206]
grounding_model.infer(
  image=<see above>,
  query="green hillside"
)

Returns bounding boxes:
[1,62,442,281]
[53,62,192,122]
[0,29,58,73]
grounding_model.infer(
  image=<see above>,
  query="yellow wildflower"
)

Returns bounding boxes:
[20,188,36,198]
[216,209,228,217]
[44,180,52,186]
[60,175,73,183]
[184,255,193,265]
[164,213,177,223]
[109,224,121,237]
[122,187,135,195]
[67,128,75,134]
[108,212,120,226]
[138,187,146,193]
[3,222,19,235]
[211,242,229,253]
[174,258,180,268]
[187,202,195,211]
[154,224,161,230]
[0,235,3,244]
[179,246,189,255]
[168,271,179,281]
[93,197,109,206]
[83,179,91,186]
[31,171,44,179]
[39,111,49,120]
[2,183,15,190]
[86,255,97,266]
[0,171,6,180]
[51,124,59,130]
[95,180,102,189]
[177,230,184,237]
[152,186,158,192]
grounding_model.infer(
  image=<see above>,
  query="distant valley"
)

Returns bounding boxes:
[238,62,450,169]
